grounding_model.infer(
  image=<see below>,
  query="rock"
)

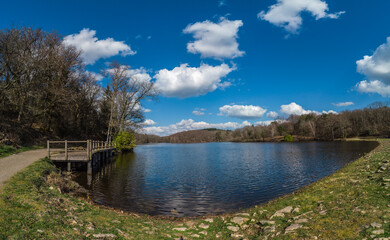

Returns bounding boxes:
[271,206,293,218]
[227,226,240,232]
[86,222,95,231]
[199,231,208,235]
[146,231,154,234]
[372,229,384,235]
[293,207,300,213]
[191,234,200,238]
[205,218,214,223]
[231,233,244,238]
[319,210,327,215]
[285,224,302,233]
[264,225,276,233]
[185,220,197,228]
[93,233,117,238]
[37,229,44,233]
[111,220,121,223]
[231,217,248,225]
[371,222,382,228]
[271,212,285,219]
[199,223,209,229]
[173,227,187,232]
[295,218,309,224]
[259,220,275,225]
[235,213,250,217]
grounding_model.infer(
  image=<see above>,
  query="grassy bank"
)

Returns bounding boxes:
[0,145,41,158]
[0,140,389,239]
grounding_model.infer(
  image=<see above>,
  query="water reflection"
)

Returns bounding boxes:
[74,141,378,217]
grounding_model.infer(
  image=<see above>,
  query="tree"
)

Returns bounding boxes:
[115,131,136,152]
[104,62,158,142]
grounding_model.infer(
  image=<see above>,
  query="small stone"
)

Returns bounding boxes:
[199,231,208,235]
[111,220,121,223]
[231,233,244,238]
[271,212,285,219]
[146,231,154,235]
[92,233,117,238]
[371,222,382,228]
[173,227,187,232]
[295,218,309,224]
[235,213,250,217]
[259,220,275,225]
[319,210,327,215]
[205,218,214,223]
[185,220,197,228]
[227,226,240,232]
[279,206,293,213]
[285,224,302,233]
[372,229,384,235]
[293,207,300,213]
[231,217,248,225]
[199,223,209,229]
[264,225,276,233]
[191,234,200,238]
[37,229,44,233]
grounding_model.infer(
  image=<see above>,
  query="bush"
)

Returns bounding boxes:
[284,134,293,142]
[114,131,136,152]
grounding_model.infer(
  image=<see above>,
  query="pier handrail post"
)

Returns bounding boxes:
[65,140,68,160]
[87,140,90,161]
[47,140,50,159]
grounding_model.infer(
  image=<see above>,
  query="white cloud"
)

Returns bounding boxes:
[267,111,278,118]
[192,107,206,116]
[258,0,345,34]
[357,37,390,84]
[356,37,390,97]
[142,119,251,136]
[183,18,244,59]
[141,119,156,126]
[154,63,234,98]
[280,102,336,116]
[356,80,390,97]
[143,108,152,113]
[63,28,135,65]
[332,102,354,107]
[219,104,267,119]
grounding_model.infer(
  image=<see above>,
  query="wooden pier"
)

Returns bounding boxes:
[47,140,117,174]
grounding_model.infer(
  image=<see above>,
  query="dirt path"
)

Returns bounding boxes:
[0,149,47,188]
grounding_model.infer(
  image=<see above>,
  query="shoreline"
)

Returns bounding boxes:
[0,139,389,239]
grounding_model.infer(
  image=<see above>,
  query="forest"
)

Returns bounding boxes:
[136,103,390,143]
[0,26,156,145]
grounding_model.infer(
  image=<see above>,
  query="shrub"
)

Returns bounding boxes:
[114,131,136,152]
[284,134,293,142]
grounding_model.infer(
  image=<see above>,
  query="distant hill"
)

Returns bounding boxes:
[135,129,229,144]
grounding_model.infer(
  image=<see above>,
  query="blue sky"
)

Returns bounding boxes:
[2,0,390,135]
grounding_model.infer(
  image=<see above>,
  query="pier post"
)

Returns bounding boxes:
[87,160,92,175]
[47,140,50,159]
[65,140,71,171]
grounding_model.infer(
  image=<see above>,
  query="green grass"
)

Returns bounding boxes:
[0,145,41,158]
[0,140,389,239]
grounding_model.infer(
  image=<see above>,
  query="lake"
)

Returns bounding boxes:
[75,141,378,217]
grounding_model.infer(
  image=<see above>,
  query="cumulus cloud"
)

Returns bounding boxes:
[141,119,156,126]
[142,119,251,136]
[356,37,390,97]
[267,111,278,118]
[258,0,345,34]
[356,80,390,97]
[63,28,135,65]
[218,104,267,119]
[183,18,244,59]
[280,102,336,116]
[154,63,234,98]
[332,102,354,107]
[143,108,152,113]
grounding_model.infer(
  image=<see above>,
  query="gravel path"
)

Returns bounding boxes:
[0,149,47,188]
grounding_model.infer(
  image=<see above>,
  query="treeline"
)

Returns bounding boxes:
[0,26,156,145]
[136,104,390,143]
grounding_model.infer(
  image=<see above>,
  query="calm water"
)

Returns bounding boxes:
[75,141,378,217]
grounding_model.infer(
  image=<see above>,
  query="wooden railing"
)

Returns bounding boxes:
[47,140,116,161]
